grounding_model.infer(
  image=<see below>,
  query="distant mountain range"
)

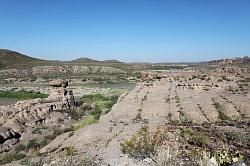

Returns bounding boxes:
[0,49,249,70]
[0,49,123,69]
[70,57,122,64]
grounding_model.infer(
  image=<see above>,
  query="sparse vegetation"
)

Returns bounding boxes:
[63,146,76,156]
[0,90,48,99]
[182,128,208,147]
[0,151,25,165]
[120,125,167,159]
[226,131,250,144]
[73,116,98,130]
[212,100,231,121]
[132,109,142,123]
[0,50,249,166]
[175,95,180,103]
[58,108,86,120]
[0,127,75,165]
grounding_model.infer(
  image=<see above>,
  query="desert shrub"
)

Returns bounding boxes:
[0,151,25,165]
[166,112,179,125]
[31,127,42,135]
[201,121,211,128]
[60,109,86,120]
[179,110,189,124]
[182,128,208,147]
[226,131,250,144]
[0,90,48,99]
[63,146,76,156]
[26,139,41,150]
[175,95,180,103]
[120,126,167,159]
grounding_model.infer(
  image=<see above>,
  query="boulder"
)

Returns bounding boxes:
[50,79,68,88]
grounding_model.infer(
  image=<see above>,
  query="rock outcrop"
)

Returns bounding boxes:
[49,79,68,88]
[0,80,75,152]
[216,66,248,74]
[208,56,250,65]
[41,75,249,166]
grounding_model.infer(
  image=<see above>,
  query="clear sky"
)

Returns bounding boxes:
[0,0,250,62]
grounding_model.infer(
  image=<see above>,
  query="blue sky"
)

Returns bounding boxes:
[0,0,250,62]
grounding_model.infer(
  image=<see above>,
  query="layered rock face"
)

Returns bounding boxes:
[0,80,75,152]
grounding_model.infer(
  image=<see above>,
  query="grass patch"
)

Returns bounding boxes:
[0,90,48,99]
[81,93,119,120]
[73,116,98,130]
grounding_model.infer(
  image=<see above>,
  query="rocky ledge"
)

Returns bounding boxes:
[0,80,75,152]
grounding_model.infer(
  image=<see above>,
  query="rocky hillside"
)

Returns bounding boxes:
[18,73,248,166]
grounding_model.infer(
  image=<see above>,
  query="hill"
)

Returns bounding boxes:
[70,57,101,63]
[103,59,122,63]
[71,57,123,64]
[0,50,126,70]
[0,49,44,68]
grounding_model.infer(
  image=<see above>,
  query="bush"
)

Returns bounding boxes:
[182,128,208,147]
[63,146,76,156]
[0,151,26,165]
[202,121,211,128]
[120,126,167,159]
[60,109,86,120]
[226,131,250,144]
